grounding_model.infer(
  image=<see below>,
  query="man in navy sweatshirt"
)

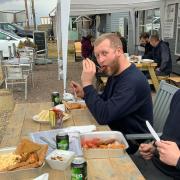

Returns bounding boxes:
[137,89,180,179]
[71,33,153,153]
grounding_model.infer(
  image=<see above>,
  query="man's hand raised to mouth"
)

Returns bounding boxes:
[81,58,96,87]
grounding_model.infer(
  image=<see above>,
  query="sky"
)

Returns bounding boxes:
[0,0,57,24]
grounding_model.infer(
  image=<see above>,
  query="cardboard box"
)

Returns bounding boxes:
[0,147,44,180]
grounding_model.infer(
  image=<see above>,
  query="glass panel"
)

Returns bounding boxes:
[175,28,180,55]
[138,8,161,37]
[0,32,8,40]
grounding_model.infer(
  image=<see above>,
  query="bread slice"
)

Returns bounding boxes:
[15,139,42,155]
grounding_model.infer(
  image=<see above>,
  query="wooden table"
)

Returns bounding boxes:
[0,102,144,180]
[136,62,159,92]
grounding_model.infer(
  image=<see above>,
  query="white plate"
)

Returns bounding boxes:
[141,59,154,63]
[32,113,71,124]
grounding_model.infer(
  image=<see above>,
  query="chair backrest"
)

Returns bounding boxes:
[4,65,23,80]
[8,46,13,59]
[12,43,17,57]
[74,42,82,53]
[153,80,179,132]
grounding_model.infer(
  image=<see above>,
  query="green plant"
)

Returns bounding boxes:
[17,38,36,49]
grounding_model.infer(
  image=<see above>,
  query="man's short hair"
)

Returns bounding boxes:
[140,32,150,39]
[94,33,122,49]
[150,34,160,41]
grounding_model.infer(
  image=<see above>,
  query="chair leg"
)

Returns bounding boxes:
[5,80,7,89]
[31,72,34,87]
[25,79,27,100]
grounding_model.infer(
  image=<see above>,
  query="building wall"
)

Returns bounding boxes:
[105,12,134,54]
[105,12,129,34]
[105,14,111,33]
[111,12,129,34]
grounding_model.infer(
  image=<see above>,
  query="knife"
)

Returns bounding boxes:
[146,121,160,141]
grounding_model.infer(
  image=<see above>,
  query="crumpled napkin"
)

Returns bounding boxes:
[63,93,75,101]
[63,125,96,133]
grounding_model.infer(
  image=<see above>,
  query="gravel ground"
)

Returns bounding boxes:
[0,58,83,143]
[0,111,10,143]
[13,59,82,103]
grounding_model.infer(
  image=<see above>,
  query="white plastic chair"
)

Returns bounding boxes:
[126,80,179,140]
[3,64,28,99]
[34,49,48,65]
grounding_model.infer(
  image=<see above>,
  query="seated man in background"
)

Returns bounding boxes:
[150,34,172,76]
[133,89,180,179]
[71,33,153,154]
[139,32,153,59]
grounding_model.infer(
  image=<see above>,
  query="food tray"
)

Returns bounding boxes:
[0,147,44,180]
[80,131,129,159]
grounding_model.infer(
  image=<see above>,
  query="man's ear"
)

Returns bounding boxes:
[116,46,124,55]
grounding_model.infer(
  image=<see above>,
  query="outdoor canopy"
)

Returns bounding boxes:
[56,0,165,93]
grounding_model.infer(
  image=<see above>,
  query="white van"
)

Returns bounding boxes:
[0,29,31,58]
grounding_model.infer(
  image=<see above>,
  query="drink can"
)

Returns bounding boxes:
[56,131,69,150]
[51,92,61,106]
[71,157,87,180]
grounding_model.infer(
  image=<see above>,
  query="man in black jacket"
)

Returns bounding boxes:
[139,32,153,59]
[150,34,172,76]
[71,33,153,154]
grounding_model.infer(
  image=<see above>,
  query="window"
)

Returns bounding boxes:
[69,17,77,31]
[72,17,77,30]
[0,32,8,40]
[7,24,16,31]
[137,8,161,38]
[175,3,180,55]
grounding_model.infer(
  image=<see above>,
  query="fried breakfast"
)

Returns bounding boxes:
[81,138,126,149]
[0,139,48,172]
[64,102,86,110]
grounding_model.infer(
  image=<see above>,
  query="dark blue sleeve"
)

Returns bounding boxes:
[176,157,180,170]
[83,84,141,125]
[159,44,170,71]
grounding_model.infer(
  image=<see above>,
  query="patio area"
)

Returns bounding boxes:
[0,56,82,144]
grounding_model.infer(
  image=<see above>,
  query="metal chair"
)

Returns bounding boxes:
[126,80,179,140]
[0,52,4,86]
[34,49,48,64]
[8,46,13,59]
[3,64,28,99]
[18,49,35,87]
